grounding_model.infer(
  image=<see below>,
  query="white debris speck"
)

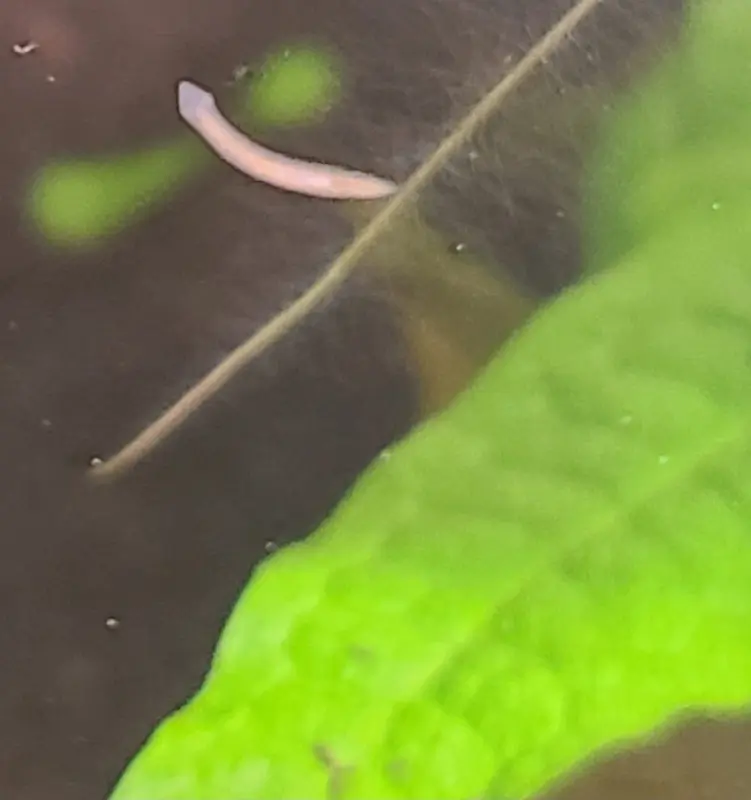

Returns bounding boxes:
[264,540,278,554]
[105,617,120,630]
[88,456,103,467]
[231,64,250,82]
[12,41,39,56]
[41,418,52,429]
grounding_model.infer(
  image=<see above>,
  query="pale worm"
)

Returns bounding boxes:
[87,81,399,480]
[177,80,398,199]
[89,0,595,481]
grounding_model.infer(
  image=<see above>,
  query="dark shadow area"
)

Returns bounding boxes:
[0,1,748,798]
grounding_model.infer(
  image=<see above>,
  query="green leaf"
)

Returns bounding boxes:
[110,178,751,800]
[108,0,751,797]
[29,44,341,247]
[583,0,751,273]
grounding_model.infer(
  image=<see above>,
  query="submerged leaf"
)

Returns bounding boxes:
[107,0,751,797]
[109,165,751,800]
[583,0,751,273]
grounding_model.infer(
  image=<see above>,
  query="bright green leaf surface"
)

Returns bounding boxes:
[29,45,340,247]
[111,1,751,798]
[111,202,751,800]
[583,0,751,272]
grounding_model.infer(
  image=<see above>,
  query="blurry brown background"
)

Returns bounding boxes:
[0,0,749,797]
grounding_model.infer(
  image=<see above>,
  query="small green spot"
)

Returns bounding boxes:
[248,46,341,128]
[29,139,202,247]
